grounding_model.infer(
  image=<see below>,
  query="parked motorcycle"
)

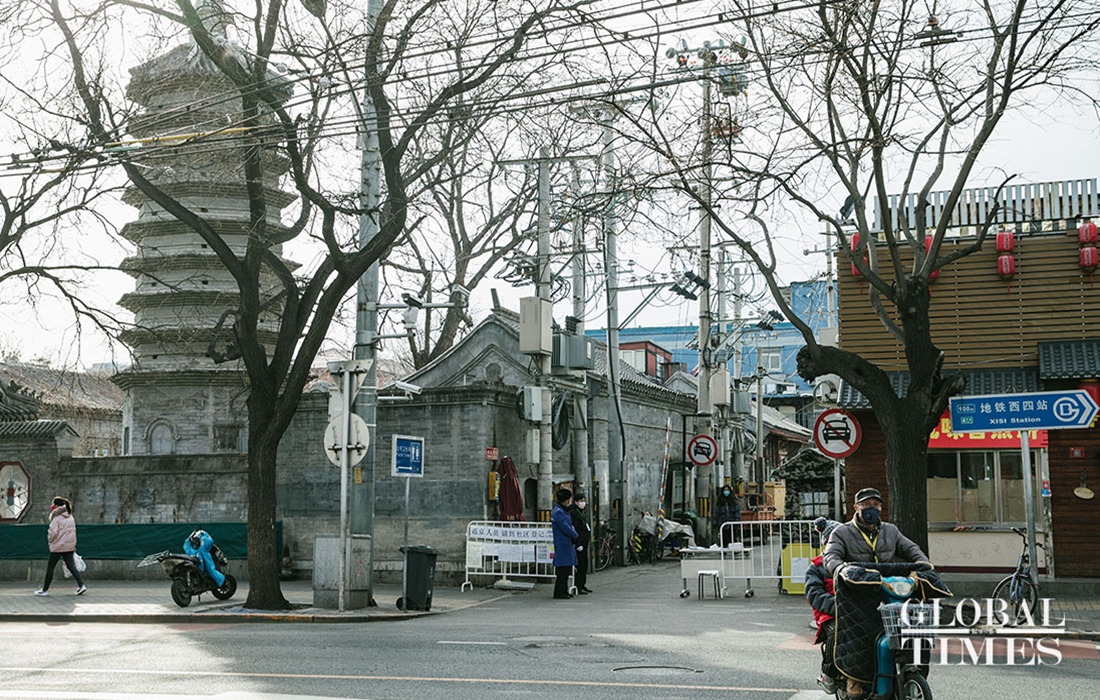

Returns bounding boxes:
[138,543,237,608]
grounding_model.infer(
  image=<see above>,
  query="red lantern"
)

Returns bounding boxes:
[1080,222,1098,245]
[850,233,864,277]
[997,254,1015,293]
[924,235,939,281]
[1081,246,1099,271]
[996,230,1015,252]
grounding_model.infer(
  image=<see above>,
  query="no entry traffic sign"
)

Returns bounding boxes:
[813,409,862,459]
[688,434,718,467]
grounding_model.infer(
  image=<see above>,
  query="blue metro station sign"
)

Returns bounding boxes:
[949,390,1100,433]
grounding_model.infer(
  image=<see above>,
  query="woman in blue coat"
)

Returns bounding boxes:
[551,489,578,599]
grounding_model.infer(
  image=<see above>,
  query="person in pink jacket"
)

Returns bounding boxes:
[35,496,88,596]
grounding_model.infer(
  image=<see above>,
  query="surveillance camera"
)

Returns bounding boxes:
[401,293,424,308]
[394,380,422,395]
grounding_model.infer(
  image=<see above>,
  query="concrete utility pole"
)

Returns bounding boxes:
[570,164,591,510]
[537,148,554,520]
[696,74,714,519]
[348,0,384,610]
[601,114,627,564]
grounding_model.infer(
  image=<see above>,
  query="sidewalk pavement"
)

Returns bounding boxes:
[1,567,1098,638]
[0,578,508,623]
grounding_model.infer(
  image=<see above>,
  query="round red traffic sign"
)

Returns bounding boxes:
[813,409,862,459]
[688,434,718,467]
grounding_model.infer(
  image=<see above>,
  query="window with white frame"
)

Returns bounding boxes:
[760,347,782,373]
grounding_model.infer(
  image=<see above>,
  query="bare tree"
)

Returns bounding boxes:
[620,0,1100,548]
[382,117,541,368]
[0,19,129,357]
[40,0,584,609]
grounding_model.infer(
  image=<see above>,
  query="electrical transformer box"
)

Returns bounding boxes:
[710,368,731,406]
[552,333,594,370]
[525,427,541,463]
[522,386,544,422]
[519,297,552,354]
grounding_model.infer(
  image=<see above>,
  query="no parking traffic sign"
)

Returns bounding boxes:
[813,409,862,459]
[688,434,718,467]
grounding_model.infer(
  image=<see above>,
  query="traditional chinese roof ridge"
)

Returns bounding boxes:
[0,378,41,421]
[0,420,76,439]
[409,311,694,403]
[837,368,1040,410]
[1038,339,1100,379]
[0,362,124,416]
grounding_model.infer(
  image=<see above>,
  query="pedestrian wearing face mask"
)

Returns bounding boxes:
[712,483,742,546]
[822,487,930,576]
[568,493,593,594]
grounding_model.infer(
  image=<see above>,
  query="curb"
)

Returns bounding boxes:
[0,591,514,624]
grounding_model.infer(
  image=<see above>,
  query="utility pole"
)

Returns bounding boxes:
[755,364,765,485]
[570,164,591,526]
[501,149,592,521]
[348,0,384,610]
[696,72,714,520]
[537,148,553,521]
[601,114,627,565]
[732,265,746,484]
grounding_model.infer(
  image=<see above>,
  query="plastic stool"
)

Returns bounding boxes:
[697,570,722,599]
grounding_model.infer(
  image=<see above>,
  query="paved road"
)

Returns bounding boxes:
[0,562,1096,699]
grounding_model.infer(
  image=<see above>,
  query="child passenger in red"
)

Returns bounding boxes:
[806,517,842,693]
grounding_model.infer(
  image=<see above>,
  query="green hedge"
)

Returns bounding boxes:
[0,522,281,560]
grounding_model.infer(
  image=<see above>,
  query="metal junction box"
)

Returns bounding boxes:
[519,297,552,354]
[552,333,594,370]
[522,386,544,421]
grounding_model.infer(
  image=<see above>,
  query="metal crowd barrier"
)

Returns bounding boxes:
[701,519,823,598]
[462,520,568,592]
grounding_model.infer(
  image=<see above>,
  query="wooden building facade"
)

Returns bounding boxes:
[836,178,1100,577]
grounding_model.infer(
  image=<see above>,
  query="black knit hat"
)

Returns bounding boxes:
[556,488,572,504]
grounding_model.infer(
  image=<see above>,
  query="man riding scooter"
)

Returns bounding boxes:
[183,529,226,588]
[823,488,933,699]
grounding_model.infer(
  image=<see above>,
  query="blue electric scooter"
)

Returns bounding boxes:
[827,564,939,700]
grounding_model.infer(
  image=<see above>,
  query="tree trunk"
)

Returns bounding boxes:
[878,405,931,554]
[244,427,289,610]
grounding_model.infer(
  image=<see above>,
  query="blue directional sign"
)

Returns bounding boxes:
[949,391,1100,433]
[391,434,425,477]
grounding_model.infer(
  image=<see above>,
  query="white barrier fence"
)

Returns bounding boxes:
[462,521,563,591]
[679,519,824,599]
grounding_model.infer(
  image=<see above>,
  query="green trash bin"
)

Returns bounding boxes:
[399,545,438,611]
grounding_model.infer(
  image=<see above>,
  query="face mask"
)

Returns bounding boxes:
[575,501,586,510]
[50,505,56,511]
[722,490,731,497]
[860,507,881,525]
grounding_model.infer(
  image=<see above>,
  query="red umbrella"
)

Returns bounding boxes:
[496,456,524,521]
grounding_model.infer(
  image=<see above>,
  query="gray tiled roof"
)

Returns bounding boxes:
[0,420,75,439]
[838,368,1039,410]
[0,362,123,414]
[1038,339,1100,379]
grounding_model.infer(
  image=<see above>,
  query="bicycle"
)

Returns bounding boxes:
[991,526,1043,626]
[594,528,616,572]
